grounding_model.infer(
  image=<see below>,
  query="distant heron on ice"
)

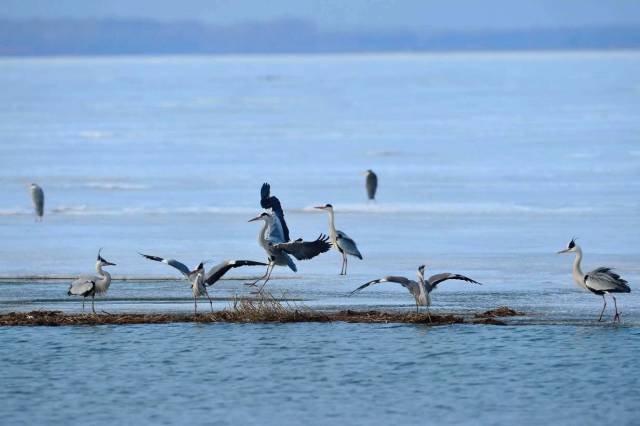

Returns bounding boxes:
[363,170,377,201]
[558,238,631,322]
[248,212,331,292]
[314,204,362,275]
[29,183,44,221]
[140,253,266,314]
[67,249,116,313]
[350,265,481,319]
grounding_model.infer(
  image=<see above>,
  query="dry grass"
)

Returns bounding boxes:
[474,306,523,318]
[0,298,520,327]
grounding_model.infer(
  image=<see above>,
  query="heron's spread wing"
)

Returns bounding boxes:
[204,260,267,286]
[336,231,363,259]
[272,234,332,260]
[427,273,481,289]
[139,253,190,277]
[350,276,415,295]
[68,278,95,296]
[585,267,630,293]
[260,182,290,241]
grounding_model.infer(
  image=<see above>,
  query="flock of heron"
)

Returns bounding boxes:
[28,171,631,322]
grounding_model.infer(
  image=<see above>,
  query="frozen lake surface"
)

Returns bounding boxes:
[1,51,639,425]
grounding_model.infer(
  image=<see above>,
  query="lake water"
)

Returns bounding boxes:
[0,51,639,425]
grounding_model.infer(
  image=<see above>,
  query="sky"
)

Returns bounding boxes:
[2,0,640,31]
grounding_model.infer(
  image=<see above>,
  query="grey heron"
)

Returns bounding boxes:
[363,170,377,201]
[248,212,331,292]
[29,183,44,221]
[314,204,362,275]
[67,249,116,313]
[140,253,266,314]
[558,238,631,322]
[350,265,481,319]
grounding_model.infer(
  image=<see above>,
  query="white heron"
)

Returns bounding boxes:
[67,249,116,313]
[558,238,631,322]
[350,265,481,319]
[363,170,377,201]
[314,204,362,275]
[29,183,44,221]
[140,254,266,314]
[248,212,331,292]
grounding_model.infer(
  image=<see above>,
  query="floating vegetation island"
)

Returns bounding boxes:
[0,299,522,326]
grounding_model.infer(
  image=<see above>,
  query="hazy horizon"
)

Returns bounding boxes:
[3,0,640,31]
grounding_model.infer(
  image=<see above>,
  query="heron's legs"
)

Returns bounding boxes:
[612,295,621,323]
[82,298,85,312]
[205,288,214,313]
[91,294,96,314]
[344,256,349,275]
[597,294,607,322]
[245,264,271,286]
[194,296,198,315]
[415,302,419,314]
[257,264,275,294]
[339,252,346,275]
[426,305,432,323]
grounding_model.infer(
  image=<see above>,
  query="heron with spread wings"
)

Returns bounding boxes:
[140,253,266,313]
[248,211,331,292]
[351,264,481,319]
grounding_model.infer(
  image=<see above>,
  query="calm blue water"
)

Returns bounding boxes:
[1,51,640,424]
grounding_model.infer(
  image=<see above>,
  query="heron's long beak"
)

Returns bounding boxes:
[313,206,325,210]
[557,249,569,254]
[104,261,116,266]
[248,215,262,222]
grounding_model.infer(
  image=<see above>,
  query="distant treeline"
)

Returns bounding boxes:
[1,18,640,56]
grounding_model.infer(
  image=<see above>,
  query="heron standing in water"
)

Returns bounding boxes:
[558,238,631,322]
[363,170,377,201]
[67,249,116,313]
[140,254,266,314]
[314,204,362,275]
[29,183,44,221]
[350,265,481,320]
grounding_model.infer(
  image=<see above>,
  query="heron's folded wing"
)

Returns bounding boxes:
[204,260,267,286]
[366,173,377,198]
[428,273,481,289]
[265,214,287,244]
[350,276,413,295]
[260,182,290,241]
[139,253,190,277]
[68,278,95,296]
[336,231,363,259]
[585,267,630,293]
[273,234,332,260]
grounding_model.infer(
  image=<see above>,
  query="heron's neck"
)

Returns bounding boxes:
[572,247,586,289]
[326,210,337,239]
[97,263,110,278]
[258,220,270,247]
[95,263,111,288]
